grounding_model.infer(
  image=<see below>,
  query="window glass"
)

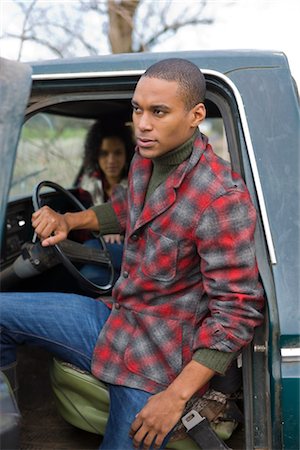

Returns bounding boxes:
[10,108,229,201]
[10,113,94,200]
[201,118,230,162]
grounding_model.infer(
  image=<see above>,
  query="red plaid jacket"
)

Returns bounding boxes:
[91,133,264,394]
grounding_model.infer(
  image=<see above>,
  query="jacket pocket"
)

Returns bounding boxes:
[124,311,183,386]
[141,228,178,282]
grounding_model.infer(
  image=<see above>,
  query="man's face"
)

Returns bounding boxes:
[132,77,205,159]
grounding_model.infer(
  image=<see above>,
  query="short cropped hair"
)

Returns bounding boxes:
[142,58,206,110]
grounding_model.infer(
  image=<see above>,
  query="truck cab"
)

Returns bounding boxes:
[0,50,299,449]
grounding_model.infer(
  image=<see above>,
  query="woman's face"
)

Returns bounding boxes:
[98,137,127,181]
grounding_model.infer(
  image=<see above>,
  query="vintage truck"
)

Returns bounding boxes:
[0,50,299,449]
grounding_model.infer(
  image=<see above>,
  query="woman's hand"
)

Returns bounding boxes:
[103,234,123,244]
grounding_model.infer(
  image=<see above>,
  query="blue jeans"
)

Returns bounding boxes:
[0,292,170,449]
[80,239,123,286]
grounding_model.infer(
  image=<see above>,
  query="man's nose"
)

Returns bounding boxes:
[137,112,153,131]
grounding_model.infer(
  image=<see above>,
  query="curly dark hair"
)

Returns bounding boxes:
[80,120,135,177]
[74,120,134,204]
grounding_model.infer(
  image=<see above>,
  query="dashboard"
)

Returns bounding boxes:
[1,198,34,270]
[1,190,84,271]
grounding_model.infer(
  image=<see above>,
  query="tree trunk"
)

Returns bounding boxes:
[108,0,139,53]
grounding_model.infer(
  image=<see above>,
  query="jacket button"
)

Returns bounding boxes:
[115,303,121,310]
[123,271,129,278]
[131,234,138,241]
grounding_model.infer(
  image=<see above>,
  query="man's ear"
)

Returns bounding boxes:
[190,103,206,127]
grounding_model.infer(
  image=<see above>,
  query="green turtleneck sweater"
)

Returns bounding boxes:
[91,132,236,375]
[92,131,196,234]
[145,132,195,202]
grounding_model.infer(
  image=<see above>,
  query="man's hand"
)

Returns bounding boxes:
[32,206,70,246]
[129,389,186,449]
[32,206,100,247]
[129,360,216,449]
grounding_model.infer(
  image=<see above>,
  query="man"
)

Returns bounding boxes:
[0,58,264,449]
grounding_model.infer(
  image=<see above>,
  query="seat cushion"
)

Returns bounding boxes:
[50,358,109,435]
[50,358,201,448]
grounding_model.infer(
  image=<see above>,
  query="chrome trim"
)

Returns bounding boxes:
[31,68,276,264]
[281,348,300,363]
[32,69,145,80]
[254,344,267,353]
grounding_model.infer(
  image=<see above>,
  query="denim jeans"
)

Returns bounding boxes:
[0,292,171,449]
[80,239,124,286]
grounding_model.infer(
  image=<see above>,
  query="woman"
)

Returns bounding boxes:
[75,120,134,286]
[77,120,133,203]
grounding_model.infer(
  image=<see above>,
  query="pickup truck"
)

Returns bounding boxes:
[0,50,299,450]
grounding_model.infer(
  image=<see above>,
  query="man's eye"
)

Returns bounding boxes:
[132,105,141,113]
[153,109,164,116]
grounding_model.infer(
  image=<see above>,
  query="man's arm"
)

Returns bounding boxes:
[31,206,99,247]
[131,189,264,449]
[130,360,215,449]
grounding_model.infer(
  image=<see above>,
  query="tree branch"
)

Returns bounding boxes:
[2,0,219,58]
[141,17,213,51]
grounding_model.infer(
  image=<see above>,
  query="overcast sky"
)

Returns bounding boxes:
[0,0,299,86]
[153,0,299,87]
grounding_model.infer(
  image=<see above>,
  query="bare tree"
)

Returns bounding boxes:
[82,0,213,53]
[107,0,139,53]
[4,0,103,59]
[2,0,214,60]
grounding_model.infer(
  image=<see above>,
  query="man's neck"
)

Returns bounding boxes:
[145,129,199,202]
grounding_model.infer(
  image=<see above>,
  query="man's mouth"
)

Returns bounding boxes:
[136,137,156,148]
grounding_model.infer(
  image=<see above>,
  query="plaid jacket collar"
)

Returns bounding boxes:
[130,131,208,232]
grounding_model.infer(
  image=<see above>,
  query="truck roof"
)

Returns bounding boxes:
[30,49,290,77]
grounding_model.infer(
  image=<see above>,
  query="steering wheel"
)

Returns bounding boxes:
[32,180,114,294]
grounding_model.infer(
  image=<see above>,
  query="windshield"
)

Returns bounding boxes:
[10,113,94,200]
[10,109,229,201]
